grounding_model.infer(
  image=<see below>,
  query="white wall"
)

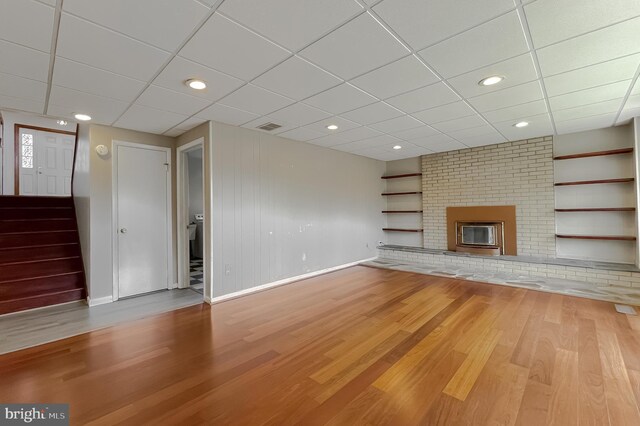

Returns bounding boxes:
[72,123,91,296]
[187,149,203,221]
[384,157,423,247]
[209,121,385,298]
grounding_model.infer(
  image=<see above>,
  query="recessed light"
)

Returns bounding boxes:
[393,145,402,150]
[57,120,68,126]
[478,75,504,86]
[74,113,91,121]
[327,124,338,130]
[513,121,529,128]
[186,79,207,90]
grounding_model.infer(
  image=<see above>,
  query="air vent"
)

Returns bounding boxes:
[257,122,282,131]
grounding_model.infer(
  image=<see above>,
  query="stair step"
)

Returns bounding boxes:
[0,218,76,233]
[0,207,74,220]
[0,230,78,248]
[0,195,73,208]
[0,257,84,283]
[0,288,85,316]
[0,244,80,264]
[0,272,84,299]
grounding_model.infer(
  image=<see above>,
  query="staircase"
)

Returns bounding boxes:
[0,196,86,315]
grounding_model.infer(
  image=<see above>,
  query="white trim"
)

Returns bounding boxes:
[205,258,375,305]
[87,295,113,307]
[111,140,173,301]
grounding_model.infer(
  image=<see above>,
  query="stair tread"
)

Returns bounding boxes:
[0,255,81,266]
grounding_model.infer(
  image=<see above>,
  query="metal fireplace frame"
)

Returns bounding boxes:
[455,221,505,256]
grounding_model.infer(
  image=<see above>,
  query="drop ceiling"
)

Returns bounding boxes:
[1,0,640,161]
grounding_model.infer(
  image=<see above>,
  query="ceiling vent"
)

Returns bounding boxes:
[256,122,282,131]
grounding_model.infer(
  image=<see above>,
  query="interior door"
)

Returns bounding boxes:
[115,144,170,298]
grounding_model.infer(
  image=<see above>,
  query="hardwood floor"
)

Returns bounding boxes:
[2,265,640,425]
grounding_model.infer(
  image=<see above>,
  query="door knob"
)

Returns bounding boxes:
[120,228,127,234]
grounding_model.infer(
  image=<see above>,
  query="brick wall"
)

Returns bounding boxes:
[421,136,556,257]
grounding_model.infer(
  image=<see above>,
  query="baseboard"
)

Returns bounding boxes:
[87,295,114,307]
[206,257,376,305]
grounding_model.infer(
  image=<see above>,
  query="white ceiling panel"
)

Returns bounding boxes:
[341,102,403,125]
[266,103,331,127]
[175,116,207,131]
[431,114,488,133]
[114,104,188,134]
[392,125,440,141]
[0,40,50,82]
[303,116,360,134]
[467,80,544,112]
[278,127,326,142]
[137,85,211,116]
[419,11,529,78]
[53,57,146,102]
[331,126,383,142]
[63,0,209,52]
[219,84,293,116]
[336,134,402,151]
[180,13,290,81]
[0,72,47,101]
[493,113,554,140]
[164,128,186,137]
[48,85,129,124]
[410,101,477,124]
[626,94,640,109]
[525,0,640,48]
[218,0,362,51]
[300,13,409,80]
[350,55,440,100]
[373,0,516,50]
[618,104,640,124]
[446,53,538,98]
[0,0,54,52]
[304,83,377,115]
[196,103,259,126]
[410,134,466,152]
[483,99,548,123]
[555,113,617,135]
[462,132,508,147]
[369,115,423,133]
[252,56,341,101]
[448,124,501,140]
[307,133,350,148]
[240,116,297,135]
[154,56,244,102]
[386,82,460,113]
[536,17,640,76]
[0,94,44,114]
[57,14,170,81]
[552,99,624,122]
[544,54,640,97]
[548,80,631,111]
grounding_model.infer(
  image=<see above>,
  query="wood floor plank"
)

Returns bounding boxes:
[547,349,579,426]
[578,318,611,426]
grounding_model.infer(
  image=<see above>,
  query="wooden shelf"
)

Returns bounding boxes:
[555,208,636,212]
[381,191,423,196]
[383,228,424,233]
[556,234,637,241]
[554,178,634,186]
[553,148,633,160]
[381,173,423,180]
[382,210,423,214]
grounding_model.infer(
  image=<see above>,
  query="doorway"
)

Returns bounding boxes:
[177,138,206,295]
[112,141,172,300]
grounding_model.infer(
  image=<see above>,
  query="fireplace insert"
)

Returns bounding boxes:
[455,221,504,255]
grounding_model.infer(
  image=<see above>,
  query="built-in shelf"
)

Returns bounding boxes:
[556,234,637,241]
[554,178,634,186]
[555,208,636,212]
[382,210,423,214]
[383,228,424,233]
[381,173,423,180]
[553,148,633,160]
[381,191,423,196]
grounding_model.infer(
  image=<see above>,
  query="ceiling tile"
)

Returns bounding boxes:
[180,13,290,81]
[483,99,548,123]
[525,0,640,48]
[544,55,640,97]
[410,134,466,152]
[467,80,544,112]
[196,103,259,125]
[304,83,377,114]
[447,124,501,141]
[114,104,188,134]
[536,17,640,76]
[278,127,325,142]
[218,0,362,51]
[446,53,538,98]
[332,126,383,142]
[336,134,402,151]
[0,0,54,52]
[618,105,640,124]
[303,116,360,134]
[252,56,342,101]
[164,128,186,137]
[462,132,508,147]
[240,116,297,134]
[48,85,129,124]
[341,102,403,125]
[391,125,440,141]
[56,13,170,81]
[555,113,617,134]
[0,72,47,101]
[266,103,331,127]
[431,114,488,133]
[373,0,516,50]
[0,94,44,114]
[63,0,209,51]
[53,57,146,102]
[350,55,440,100]
[137,85,211,116]
[626,94,640,109]
[386,82,460,113]
[492,113,554,140]
[300,13,409,80]
[369,115,423,133]
[154,56,244,102]
[548,80,631,111]
[0,40,50,82]
[219,84,293,116]
[175,117,207,131]
[419,11,529,78]
[410,101,476,124]
[552,98,623,122]
[307,133,350,148]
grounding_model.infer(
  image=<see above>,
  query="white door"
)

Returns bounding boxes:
[115,143,171,298]
[19,129,74,196]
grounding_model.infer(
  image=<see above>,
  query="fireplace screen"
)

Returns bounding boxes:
[460,225,496,246]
